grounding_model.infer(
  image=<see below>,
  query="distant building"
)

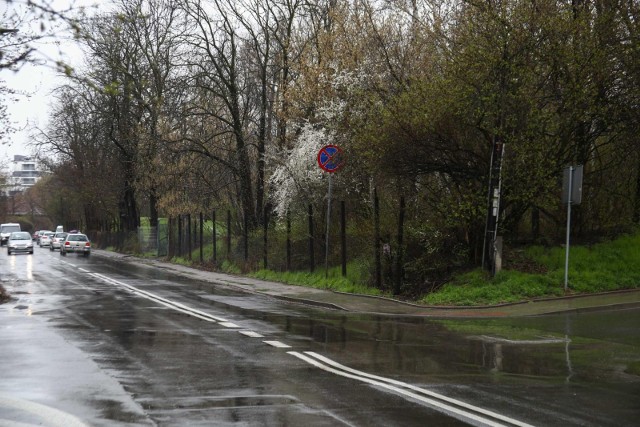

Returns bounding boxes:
[0,155,46,216]
[8,155,43,191]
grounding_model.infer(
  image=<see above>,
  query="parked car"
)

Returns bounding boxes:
[60,233,91,257]
[7,231,34,255]
[38,232,54,247]
[50,232,68,251]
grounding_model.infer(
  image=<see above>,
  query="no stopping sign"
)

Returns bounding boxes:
[317,145,344,173]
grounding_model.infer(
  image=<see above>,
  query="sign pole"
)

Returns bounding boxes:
[325,173,332,278]
[564,166,573,292]
[316,144,344,279]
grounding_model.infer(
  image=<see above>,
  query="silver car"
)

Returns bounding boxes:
[60,233,91,257]
[7,231,34,255]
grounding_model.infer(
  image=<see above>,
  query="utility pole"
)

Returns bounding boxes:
[482,137,505,276]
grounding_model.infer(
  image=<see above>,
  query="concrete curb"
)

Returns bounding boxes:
[91,249,640,316]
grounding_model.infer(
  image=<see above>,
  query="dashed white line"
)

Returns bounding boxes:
[239,331,264,338]
[264,340,291,348]
[219,322,240,328]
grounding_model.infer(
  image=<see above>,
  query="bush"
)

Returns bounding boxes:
[0,285,10,304]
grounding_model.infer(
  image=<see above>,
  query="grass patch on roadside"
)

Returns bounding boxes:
[421,231,640,306]
[250,260,384,297]
[626,361,640,376]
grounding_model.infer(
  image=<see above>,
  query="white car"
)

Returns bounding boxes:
[7,231,34,255]
[37,230,52,245]
[50,232,68,251]
[39,232,54,247]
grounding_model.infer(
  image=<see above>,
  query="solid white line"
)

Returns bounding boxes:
[264,340,291,348]
[88,273,228,323]
[304,352,533,427]
[289,352,530,427]
[239,331,264,338]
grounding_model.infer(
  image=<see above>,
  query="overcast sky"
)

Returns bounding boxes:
[1,0,99,165]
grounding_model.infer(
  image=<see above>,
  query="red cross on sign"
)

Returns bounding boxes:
[317,145,344,173]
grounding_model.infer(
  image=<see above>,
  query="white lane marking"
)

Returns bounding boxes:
[88,273,229,323]
[239,330,264,338]
[305,351,531,426]
[79,268,90,273]
[61,263,527,426]
[0,394,89,427]
[264,340,291,348]
[219,322,240,328]
[262,341,291,348]
[291,352,534,427]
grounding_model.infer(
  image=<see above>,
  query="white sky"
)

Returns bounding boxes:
[1,0,100,166]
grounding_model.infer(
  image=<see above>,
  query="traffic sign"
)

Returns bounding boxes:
[317,145,344,173]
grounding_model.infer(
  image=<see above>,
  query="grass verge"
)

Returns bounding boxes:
[420,231,640,306]
[250,263,384,297]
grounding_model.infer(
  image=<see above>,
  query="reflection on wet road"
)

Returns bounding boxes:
[1,248,639,426]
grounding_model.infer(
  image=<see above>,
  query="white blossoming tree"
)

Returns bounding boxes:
[268,68,371,220]
[268,122,334,218]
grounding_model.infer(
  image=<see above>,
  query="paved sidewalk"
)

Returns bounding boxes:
[97,250,640,317]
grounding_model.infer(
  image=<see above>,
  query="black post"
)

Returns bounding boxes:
[308,204,315,272]
[395,196,405,295]
[212,209,217,263]
[286,212,291,271]
[199,212,204,263]
[227,210,231,260]
[178,215,183,257]
[374,188,381,288]
[193,214,197,250]
[263,205,268,269]
[341,200,347,277]
[243,214,248,262]
[168,217,174,258]
[187,213,192,261]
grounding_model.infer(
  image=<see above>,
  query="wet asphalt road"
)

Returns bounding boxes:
[1,247,639,426]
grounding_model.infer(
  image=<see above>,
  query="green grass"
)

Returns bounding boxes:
[250,263,385,297]
[421,231,640,306]
[626,361,640,376]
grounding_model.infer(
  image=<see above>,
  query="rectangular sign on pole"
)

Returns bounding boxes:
[562,165,583,205]
[562,164,583,292]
